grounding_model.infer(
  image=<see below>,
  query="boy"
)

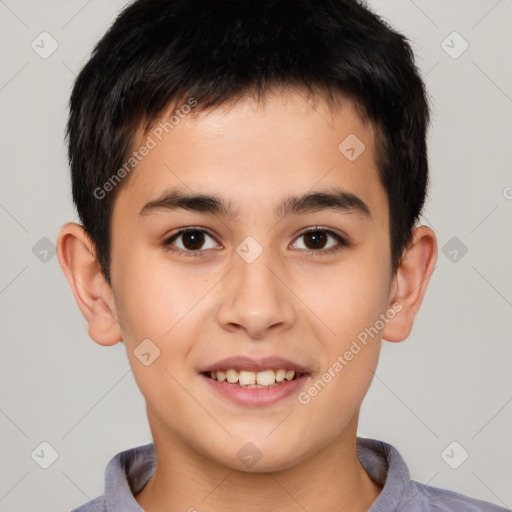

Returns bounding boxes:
[56,0,509,510]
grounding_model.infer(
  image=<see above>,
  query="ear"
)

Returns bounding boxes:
[382,226,437,342]
[56,222,122,346]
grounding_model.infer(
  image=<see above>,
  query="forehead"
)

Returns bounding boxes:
[114,89,386,225]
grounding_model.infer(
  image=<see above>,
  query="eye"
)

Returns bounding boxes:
[291,227,348,256]
[163,227,219,257]
[163,226,348,258]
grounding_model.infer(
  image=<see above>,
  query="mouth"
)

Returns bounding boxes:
[199,356,311,406]
[201,368,305,389]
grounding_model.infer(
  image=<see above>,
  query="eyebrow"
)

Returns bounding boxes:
[139,186,372,221]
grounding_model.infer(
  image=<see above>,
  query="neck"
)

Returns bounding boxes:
[135,418,382,512]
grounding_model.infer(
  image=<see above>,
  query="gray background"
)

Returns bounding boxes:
[0,0,511,510]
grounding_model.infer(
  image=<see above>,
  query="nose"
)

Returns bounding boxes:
[216,250,297,340]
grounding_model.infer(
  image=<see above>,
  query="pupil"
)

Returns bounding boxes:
[183,231,204,250]
[305,231,326,250]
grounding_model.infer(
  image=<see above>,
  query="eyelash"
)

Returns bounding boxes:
[163,226,349,258]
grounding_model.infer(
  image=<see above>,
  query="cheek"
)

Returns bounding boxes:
[301,254,390,342]
[112,249,215,391]
[296,246,389,404]
[112,258,200,411]
[298,274,385,429]
[113,247,198,342]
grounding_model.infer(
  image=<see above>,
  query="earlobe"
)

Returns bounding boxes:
[382,226,438,343]
[56,222,122,346]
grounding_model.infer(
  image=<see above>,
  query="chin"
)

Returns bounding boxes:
[208,436,315,474]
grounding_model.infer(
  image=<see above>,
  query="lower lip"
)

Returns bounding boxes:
[201,374,309,406]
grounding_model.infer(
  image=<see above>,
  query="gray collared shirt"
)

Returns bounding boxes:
[70,437,510,511]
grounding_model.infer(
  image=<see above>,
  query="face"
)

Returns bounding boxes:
[108,89,395,471]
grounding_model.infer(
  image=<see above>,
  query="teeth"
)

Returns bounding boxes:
[209,368,301,386]
[256,369,276,386]
[275,369,286,382]
[226,369,238,383]
[238,370,256,386]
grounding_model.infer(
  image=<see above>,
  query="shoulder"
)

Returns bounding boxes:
[356,436,509,512]
[70,495,106,512]
[68,442,155,511]
[411,479,510,512]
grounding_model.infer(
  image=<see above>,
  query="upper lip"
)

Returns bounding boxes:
[199,356,311,374]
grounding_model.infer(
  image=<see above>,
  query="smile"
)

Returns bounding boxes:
[199,356,311,406]
[203,368,303,388]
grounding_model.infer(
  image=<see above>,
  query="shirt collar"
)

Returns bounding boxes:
[103,436,417,511]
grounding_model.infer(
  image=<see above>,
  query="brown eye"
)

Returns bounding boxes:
[164,228,218,257]
[291,228,348,256]
[302,230,328,250]
[180,230,206,250]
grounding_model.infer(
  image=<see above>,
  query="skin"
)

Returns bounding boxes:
[57,88,437,512]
